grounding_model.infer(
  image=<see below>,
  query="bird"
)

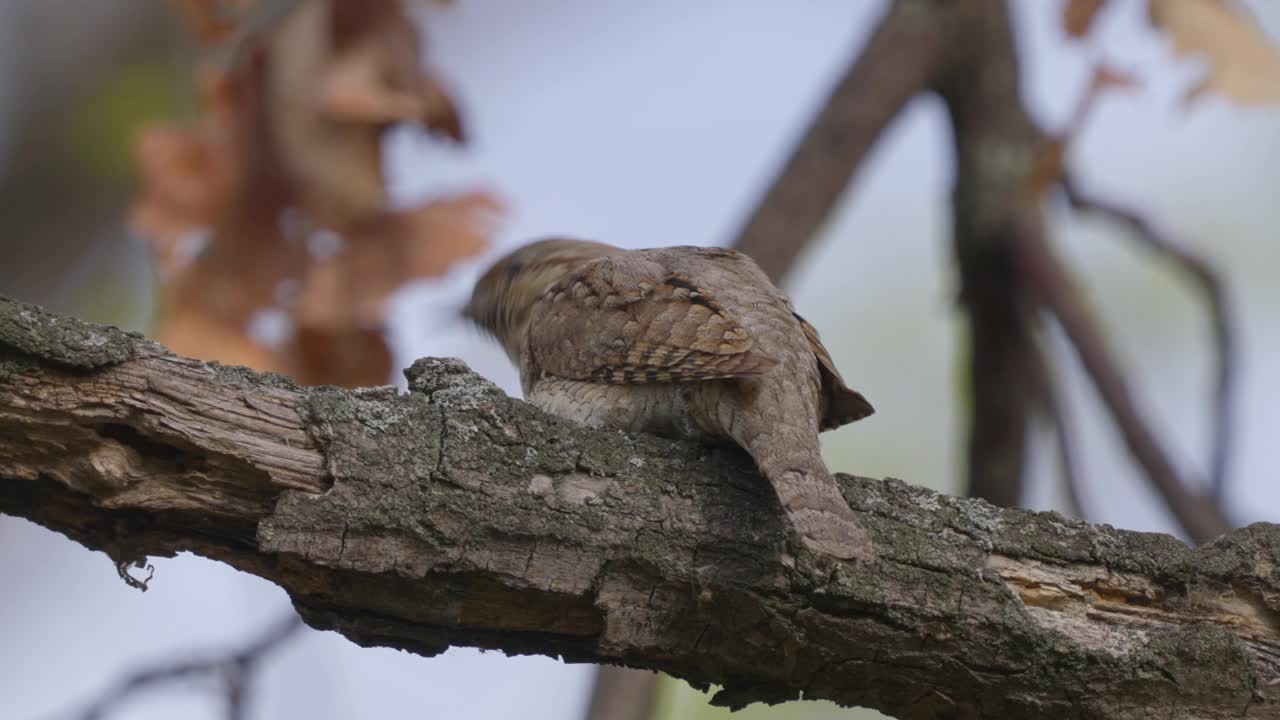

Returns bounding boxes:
[463,238,874,561]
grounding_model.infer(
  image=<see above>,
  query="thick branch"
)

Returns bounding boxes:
[1,296,1278,720]
[725,0,1044,510]
[932,0,1047,510]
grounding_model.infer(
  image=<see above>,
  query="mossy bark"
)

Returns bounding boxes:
[1,295,1277,719]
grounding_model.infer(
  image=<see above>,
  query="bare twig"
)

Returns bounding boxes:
[62,612,304,720]
[1033,328,1089,521]
[1012,212,1233,543]
[1060,175,1238,505]
[1051,380,1089,522]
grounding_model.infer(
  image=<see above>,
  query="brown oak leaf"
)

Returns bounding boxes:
[1149,0,1280,105]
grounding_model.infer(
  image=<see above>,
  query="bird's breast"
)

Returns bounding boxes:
[525,377,720,441]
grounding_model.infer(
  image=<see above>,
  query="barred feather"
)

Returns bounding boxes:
[530,259,775,385]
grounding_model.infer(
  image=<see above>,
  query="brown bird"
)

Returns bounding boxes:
[463,238,874,561]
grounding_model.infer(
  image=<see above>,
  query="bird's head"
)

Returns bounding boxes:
[463,237,622,365]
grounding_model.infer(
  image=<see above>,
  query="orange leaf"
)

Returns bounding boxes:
[141,0,484,390]
[1063,0,1111,38]
[293,191,503,331]
[131,127,231,240]
[290,326,393,387]
[155,291,295,376]
[171,0,240,44]
[318,11,463,139]
[155,289,394,388]
[1148,0,1280,105]
[262,0,465,227]
[1025,65,1139,198]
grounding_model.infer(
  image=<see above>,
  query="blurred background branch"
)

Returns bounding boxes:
[728,1,940,286]
[63,614,304,720]
[726,0,1254,542]
[1061,174,1238,505]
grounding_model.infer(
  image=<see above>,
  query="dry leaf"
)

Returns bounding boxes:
[1026,65,1139,198]
[155,299,292,376]
[1063,0,1111,38]
[318,27,463,137]
[131,125,234,264]
[172,0,247,44]
[291,326,393,387]
[143,0,493,388]
[292,191,503,330]
[267,0,463,228]
[1149,0,1280,105]
[130,65,245,275]
[157,298,394,388]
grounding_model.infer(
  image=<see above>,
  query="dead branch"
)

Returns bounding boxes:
[1061,175,1238,504]
[63,613,304,720]
[2,296,1278,720]
[1032,328,1089,522]
[727,1,1047,509]
[1011,213,1233,543]
[930,0,1048,509]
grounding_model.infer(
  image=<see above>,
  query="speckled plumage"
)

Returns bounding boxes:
[464,238,875,560]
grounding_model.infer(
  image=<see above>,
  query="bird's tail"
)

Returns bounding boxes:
[745,436,874,562]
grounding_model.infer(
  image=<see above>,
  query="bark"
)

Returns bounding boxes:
[931,0,1044,510]
[1,295,1278,720]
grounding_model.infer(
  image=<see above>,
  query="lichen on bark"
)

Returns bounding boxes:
[1,296,1278,720]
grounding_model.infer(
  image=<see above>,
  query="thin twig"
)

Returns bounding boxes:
[1033,327,1088,521]
[1060,175,1238,505]
[62,612,304,720]
[115,558,156,592]
[1012,210,1232,543]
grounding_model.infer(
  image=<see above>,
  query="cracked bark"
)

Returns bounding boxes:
[2,295,1279,720]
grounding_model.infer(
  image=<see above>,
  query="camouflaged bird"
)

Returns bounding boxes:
[463,238,875,561]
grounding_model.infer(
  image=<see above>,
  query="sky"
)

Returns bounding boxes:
[3,1,1279,719]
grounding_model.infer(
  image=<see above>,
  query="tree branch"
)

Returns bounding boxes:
[728,0,944,284]
[931,0,1047,510]
[1012,214,1234,544]
[1031,327,1089,522]
[2,295,1277,720]
[1061,175,1239,505]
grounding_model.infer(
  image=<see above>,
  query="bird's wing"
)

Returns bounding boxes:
[794,313,875,430]
[528,254,775,384]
